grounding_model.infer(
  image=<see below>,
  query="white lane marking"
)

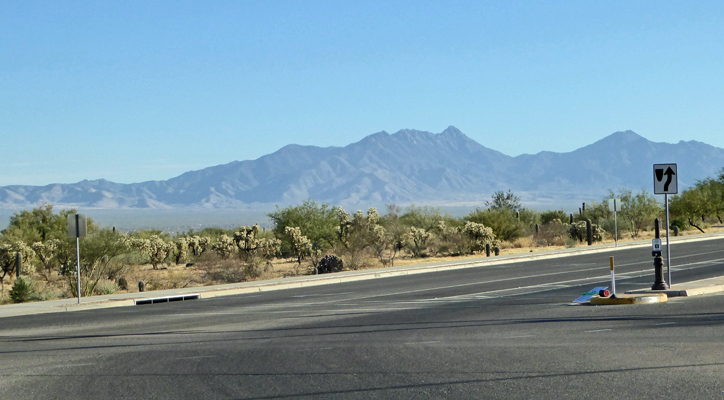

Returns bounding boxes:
[292,292,355,298]
[654,322,676,325]
[585,329,612,333]
[52,363,94,368]
[404,341,441,345]
[176,356,217,360]
[504,335,535,339]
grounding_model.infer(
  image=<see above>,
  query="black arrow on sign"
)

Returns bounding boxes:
[663,167,675,191]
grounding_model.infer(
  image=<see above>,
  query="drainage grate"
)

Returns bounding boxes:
[134,293,200,305]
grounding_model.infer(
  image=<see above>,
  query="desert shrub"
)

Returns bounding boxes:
[540,210,568,225]
[535,220,570,246]
[10,276,36,303]
[670,217,689,233]
[435,221,468,255]
[513,237,535,248]
[93,280,119,295]
[268,200,338,256]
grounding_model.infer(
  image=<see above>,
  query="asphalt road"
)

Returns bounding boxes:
[2,238,724,399]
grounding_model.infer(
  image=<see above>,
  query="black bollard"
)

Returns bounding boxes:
[674,226,679,237]
[16,252,22,277]
[485,243,491,257]
[652,218,667,290]
[586,219,592,246]
[494,246,500,256]
[138,281,145,292]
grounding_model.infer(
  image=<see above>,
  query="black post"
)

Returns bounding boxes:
[494,246,500,256]
[485,243,491,257]
[652,218,667,290]
[15,252,22,277]
[674,225,679,237]
[535,224,539,234]
[569,214,573,224]
[586,219,592,246]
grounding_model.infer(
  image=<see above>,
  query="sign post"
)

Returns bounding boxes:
[653,164,677,288]
[608,198,620,247]
[67,213,87,304]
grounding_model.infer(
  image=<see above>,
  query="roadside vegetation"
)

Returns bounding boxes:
[2,168,723,304]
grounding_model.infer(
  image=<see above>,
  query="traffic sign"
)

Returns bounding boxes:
[652,238,662,252]
[67,213,87,238]
[653,163,678,194]
[608,198,620,212]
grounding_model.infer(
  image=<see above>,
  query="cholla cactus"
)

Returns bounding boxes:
[0,241,36,279]
[32,239,60,279]
[569,221,605,243]
[463,221,497,253]
[212,234,236,259]
[285,226,312,265]
[405,227,432,257]
[187,236,210,256]
[256,237,282,260]
[174,237,189,264]
[233,225,280,261]
[126,235,174,269]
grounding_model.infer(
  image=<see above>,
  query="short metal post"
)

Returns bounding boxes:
[485,243,491,257]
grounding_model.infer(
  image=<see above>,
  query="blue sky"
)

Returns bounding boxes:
[2,1,724,186]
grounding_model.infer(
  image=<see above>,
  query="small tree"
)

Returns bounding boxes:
[485,190,522,212]
[615,189,661,238]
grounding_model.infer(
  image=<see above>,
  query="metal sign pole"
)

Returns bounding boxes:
[614,199,618,247]
[665,194,671,288]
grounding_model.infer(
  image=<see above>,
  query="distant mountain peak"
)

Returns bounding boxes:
[608,130,644,143]
[441,126,464,136]
[2,127,723,210]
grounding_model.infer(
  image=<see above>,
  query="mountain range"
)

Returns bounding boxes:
[3,127,724,210]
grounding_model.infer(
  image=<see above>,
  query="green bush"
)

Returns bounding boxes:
[10,276,35,303]
[465,208,522,242]
[540,210,568,225]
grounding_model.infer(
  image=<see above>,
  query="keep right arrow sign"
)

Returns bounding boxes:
[653,163,678,194]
